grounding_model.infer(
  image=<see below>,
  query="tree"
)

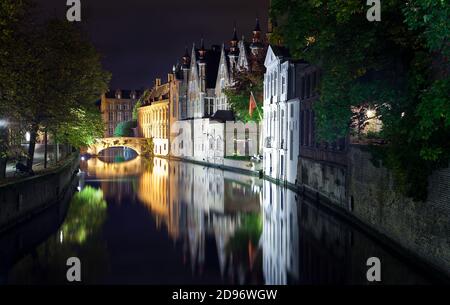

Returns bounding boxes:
[56,106,105,148]
[0,0,32,177]
[224,69,264,123]
[133,90,151,120]
[113,120,137,137]
[271,0,450,200]
[0,2,110,172]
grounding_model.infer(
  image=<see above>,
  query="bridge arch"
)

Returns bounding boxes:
[86,137,148,156]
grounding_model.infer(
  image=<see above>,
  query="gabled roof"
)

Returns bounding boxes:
[271,45,291,58]
[264,45,291,67]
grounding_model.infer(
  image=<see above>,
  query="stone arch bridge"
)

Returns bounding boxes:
[86,137,149,156]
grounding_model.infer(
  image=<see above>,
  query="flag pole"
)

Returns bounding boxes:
[250,91,263,121]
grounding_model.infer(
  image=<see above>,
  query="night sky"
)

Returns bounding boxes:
[34,0,269,90]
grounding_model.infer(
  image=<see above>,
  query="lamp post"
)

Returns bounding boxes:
[0,119,9,179]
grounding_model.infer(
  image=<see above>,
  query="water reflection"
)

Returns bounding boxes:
[136,158,263,284]
[1,155,437,284]
[4,186,109,284]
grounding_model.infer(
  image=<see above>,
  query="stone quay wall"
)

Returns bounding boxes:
[297,145,450,278]
[0,154,80,232]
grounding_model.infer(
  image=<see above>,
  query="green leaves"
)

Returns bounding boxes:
[114,120,137,137]
[224,69,264,123]
[271,0,450,200]
[0,2,110,151]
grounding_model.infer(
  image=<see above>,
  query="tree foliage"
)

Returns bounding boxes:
[113,120,137,137]
[271,0,450,200]
[224,69,264,123]
[0,1,110,171]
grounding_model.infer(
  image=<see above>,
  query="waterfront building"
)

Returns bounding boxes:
[263,45,305,184]
[169,21,267,163]
[214,20,268,114]
[137,77,172,156]
[186,40,221,119]
[101,89,142,137]
[296,63,349,204]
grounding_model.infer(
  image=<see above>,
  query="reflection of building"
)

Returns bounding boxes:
[262,180,299,284]
[136,158,262,283]
[101,89,142,137]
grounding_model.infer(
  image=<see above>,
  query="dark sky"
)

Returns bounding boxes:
[35,0,269,90]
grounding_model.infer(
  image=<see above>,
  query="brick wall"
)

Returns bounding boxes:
[348,146,450,277]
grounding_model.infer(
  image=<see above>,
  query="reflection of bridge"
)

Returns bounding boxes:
[83,157,144,178]
[86,137,148,155]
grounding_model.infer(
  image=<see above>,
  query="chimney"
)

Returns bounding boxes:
[155,78,161,87]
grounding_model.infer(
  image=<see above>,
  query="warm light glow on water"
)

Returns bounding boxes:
[0,152,437,284]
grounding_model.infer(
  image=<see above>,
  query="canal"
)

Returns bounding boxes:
[0,148,440,284]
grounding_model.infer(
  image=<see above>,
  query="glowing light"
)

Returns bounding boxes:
[0,119,8,127]
[59,230,64,244]
[25,132,30,142]
[77,186,81,192]
[366,109,376,118]
[81,156,85,161]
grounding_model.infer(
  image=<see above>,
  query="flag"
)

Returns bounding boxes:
[249,91,257,117]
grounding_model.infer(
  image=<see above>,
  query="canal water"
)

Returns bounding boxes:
[0,148,439,284]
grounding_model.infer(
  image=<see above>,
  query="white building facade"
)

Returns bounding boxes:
[263,45,305,184]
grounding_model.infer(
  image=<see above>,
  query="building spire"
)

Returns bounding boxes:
[254,18,261,32]
[199,38,207,61]
[232,25,238,42]
[230,24,239,56]
[182,45,191,68]
[252,18,262,44]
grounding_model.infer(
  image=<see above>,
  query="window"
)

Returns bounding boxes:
[290,104,294,118]
[300,110,304,145]
[306,74,311,98]
[290,130,293,160]
[301,76,305,100]
[281,110,284,147]
[282,75,285,94]
[271,73,274,97]
[273,72,278,95]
